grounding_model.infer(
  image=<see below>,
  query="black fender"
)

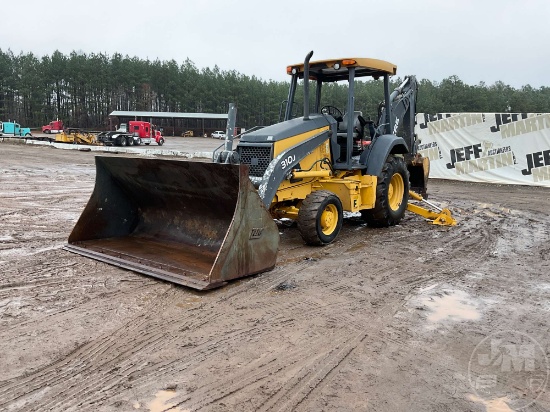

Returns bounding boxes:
[360,134,409,177]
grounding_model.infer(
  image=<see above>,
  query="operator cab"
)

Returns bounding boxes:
[284,57,398,169]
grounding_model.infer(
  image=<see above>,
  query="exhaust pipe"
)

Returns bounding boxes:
[303,50,313,121]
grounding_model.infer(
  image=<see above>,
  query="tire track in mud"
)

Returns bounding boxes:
[0,258,299,411]
[153,213,504,411]
[0,279,156,334]
[220,213,503,410]
[0,256,365,411]
[0,285,178,410]
[255,331,369,412]
[0,252,157,331]
[171,331,368,412]
[138,266,404,409]
[163,270,448,410]
[0,249,311,408]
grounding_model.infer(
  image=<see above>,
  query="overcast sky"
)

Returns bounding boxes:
[2,0,548,88]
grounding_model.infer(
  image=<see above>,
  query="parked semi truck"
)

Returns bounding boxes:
[0,121,32,137]
[97,121,164,146]
[42,120,64,134]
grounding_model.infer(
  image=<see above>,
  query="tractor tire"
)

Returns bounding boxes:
[362,155,409,227]
[297,190,343,245]
[127,137,134,146]
[137,138,142,145]
[119,136,127,146]
[158,138,164,146]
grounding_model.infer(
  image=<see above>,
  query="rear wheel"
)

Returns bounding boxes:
[119,136,127,146]
[362,155,409,227]
[127,136,134,146]
[137,138,142,145]
[297,190,343,245]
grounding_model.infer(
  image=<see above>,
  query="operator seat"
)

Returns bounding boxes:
[336,111,368,157]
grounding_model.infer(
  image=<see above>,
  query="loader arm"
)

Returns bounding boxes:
[257,129,332,207]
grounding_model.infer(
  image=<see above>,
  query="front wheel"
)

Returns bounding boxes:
[137,138,142,145]
[158,138,164,146]
[297,190,343,245]
[362,155,409,227]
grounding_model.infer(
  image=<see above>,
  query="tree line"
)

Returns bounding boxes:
[1,49,549,133]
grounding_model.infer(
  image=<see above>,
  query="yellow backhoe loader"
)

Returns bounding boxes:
[65,51,455,290]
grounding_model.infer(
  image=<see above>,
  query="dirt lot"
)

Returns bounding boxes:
[1,142,549,412]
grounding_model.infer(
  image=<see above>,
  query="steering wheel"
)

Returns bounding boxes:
[321,105,343,120]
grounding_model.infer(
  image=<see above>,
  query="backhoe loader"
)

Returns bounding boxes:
[65,51,454,290]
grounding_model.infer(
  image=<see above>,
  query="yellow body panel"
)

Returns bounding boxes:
[273,172,377,217]
[319,174,377,212]
[272,126,331,204]
[275,180,319,204]
[272,126,330,156]
[270,127,380,217]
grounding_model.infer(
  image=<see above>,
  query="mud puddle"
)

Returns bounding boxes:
[409,287,481,325]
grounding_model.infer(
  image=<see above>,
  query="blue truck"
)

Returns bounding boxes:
[0,121,32,137]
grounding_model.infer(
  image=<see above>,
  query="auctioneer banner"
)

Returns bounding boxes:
[415,113,550,187]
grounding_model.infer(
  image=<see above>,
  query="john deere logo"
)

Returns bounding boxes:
[250,227,264,239]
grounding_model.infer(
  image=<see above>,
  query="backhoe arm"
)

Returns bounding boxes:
[377,75,418,152]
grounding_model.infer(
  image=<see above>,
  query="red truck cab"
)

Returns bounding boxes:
[42,120,64,134]
[128,121,165,146]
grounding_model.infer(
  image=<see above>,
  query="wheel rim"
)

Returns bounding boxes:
[320,204,338,235]
[388,172,405,211]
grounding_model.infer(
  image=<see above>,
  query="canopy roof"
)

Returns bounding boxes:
[287,57,397,82]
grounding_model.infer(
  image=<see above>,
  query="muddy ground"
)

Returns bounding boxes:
[1,142,549,412]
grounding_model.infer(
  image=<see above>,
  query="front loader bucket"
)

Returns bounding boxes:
[65,157,279,290]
